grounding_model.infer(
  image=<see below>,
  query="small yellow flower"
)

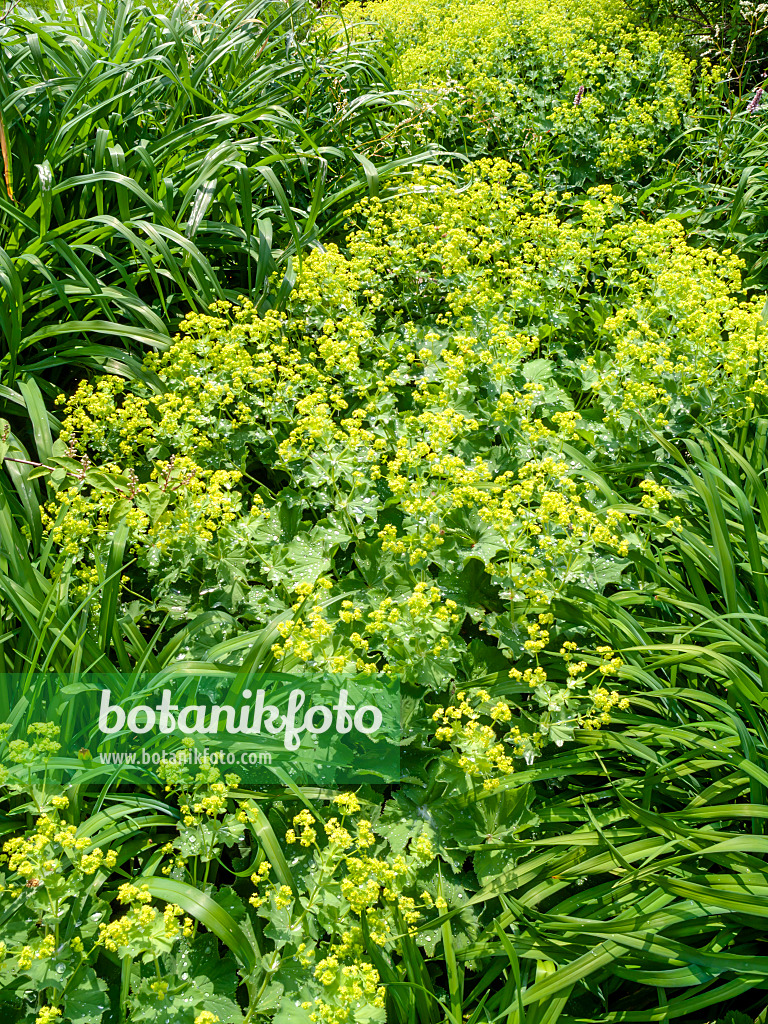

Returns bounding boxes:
[35,1008,62,1024]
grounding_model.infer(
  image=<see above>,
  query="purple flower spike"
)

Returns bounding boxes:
[747,87,764,114]
[574,85,585,107]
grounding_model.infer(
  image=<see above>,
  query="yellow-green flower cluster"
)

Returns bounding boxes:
[3,804,117,883]
[271,577,462,677]
[7,722,61,764]
[340,0,695,172]
[35,1008,62,1024]
[97,885,188,956]
[285,807,318,848]
[308,955,385,1024]
[156,754,243,869]
[43,301,280,588]
[248,792,444,1024]
[432,632,631,781]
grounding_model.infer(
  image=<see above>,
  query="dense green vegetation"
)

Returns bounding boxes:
[2,0,768,1022]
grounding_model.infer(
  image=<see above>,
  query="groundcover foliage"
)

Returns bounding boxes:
[1,0,768,1021]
